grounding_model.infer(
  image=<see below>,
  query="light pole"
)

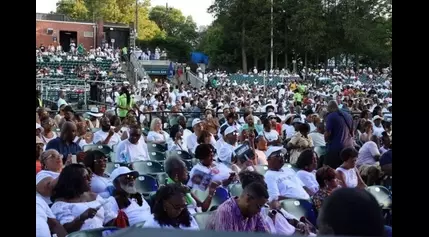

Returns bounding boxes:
[270,0,274,70]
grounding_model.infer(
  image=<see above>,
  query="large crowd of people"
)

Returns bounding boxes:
[36,41,392,237]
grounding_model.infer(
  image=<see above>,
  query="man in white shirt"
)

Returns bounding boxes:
[356,135,381,186]
[264,147,311,201]
[116,125,149,163]
[186,118,216,153]
[372,115,385,137]
[308,122,326,158]
[93,117,121,148]
[218,126,238,164]
[57,90,67,109]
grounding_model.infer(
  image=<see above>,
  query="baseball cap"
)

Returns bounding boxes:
[224,126,238,136]
[372,115,384,121]
[110,166,139,182]
[265,146,287,159]
[63,105,74,113]
[192,118,202,127]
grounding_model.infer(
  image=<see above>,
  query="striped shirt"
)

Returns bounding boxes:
[205,197,268,232]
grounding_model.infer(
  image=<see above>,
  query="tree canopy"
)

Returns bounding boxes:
[198,0,392,72]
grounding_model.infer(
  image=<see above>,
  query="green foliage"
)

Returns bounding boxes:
[55,0,163,40]
[199,0,392,70]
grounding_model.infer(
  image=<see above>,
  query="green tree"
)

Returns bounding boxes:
[56,0,89,20]
[148,6,198,45]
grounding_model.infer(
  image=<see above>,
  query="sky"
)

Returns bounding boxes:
[36,0,215,27]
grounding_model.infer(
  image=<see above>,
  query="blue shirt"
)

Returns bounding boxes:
[325,110,353,151]
[380,150,392,166]
[45,137,82,162]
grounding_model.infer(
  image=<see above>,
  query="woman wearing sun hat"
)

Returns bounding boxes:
[86,107,103,129]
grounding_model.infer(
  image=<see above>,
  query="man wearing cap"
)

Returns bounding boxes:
[264,147,311,201]
[106,167,152,226]
[372,115,385,138]
[186,118,216,153]
[217,126,239,164]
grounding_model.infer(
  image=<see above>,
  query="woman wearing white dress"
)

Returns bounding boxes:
[83,150,111,198]
[147,118,169,144]
[36,149,64,205]
[143,184,199,230]
[295,149,319,196]
[51,164,117,232]
[336,148,367,189]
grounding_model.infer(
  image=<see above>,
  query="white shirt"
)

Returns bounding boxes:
[147,131,169,144]
[282,124,295,139]
[217,142,236,164]
[372,124,385,138]
[36,170,60,205]
[36,195,55,237]
[57,98,67,108]
[93,130,121,148]
[264,168,310,202]
[356,141,380,167]
[106,196,151,226]
[91,174,111,198]
[116,139,150,163]
[336,167,358,188]
[143,214,199,230]
[296,170,319,194]
[51,195,116,231]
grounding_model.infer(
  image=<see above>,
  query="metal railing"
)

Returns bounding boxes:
[130,53,153,90]
[187,71,205,88]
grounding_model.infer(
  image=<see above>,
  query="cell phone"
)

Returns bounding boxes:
[71,155,77,164]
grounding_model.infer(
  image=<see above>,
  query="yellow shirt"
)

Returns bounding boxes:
[118,94,134,117]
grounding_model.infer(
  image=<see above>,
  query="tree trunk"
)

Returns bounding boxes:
[284,18,288,69]
[315,54,319,66]
[254,57,258,69]
[241,25,248,73]
[275,54,278,68]
[265,56,268,70]
[304,51,308,80]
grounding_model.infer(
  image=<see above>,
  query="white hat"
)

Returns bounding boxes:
[372,115,384,121]
[110,166,139,182]
[224,126,238,136]
[267,112,276,118]
[36,123,44,133]
[265,146,287,159]
[123,81,130,85]
[192,118,202,127]
[87,107,103,117]
[284,113,295,123]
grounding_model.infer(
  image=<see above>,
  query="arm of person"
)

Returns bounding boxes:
[265,173,287,201]
[368,142,381,161]
[287,136,300,149]
[102,130,114,145]
[36,177,58,197]
[335,170,347,188]
[47,218,68,237]
[355,168,367,189]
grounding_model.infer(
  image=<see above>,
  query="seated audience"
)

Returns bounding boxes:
[83,150,110,198]
[312,166,339,212]
[295,149,319,196]
[116,125,149,162]
[36,149,63,205]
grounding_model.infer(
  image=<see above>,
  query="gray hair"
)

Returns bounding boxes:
[164,156,186,177]
[150,117,162,131]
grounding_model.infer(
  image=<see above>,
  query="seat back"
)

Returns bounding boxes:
[254,165,269,175]
[366,185,392,209]
[168,150,193,160]
[280,199,317,226]
[228,183,243,197]
[65,227,120,237]
[147,143,167,153]
[135,175,159,195]
[148,151,167,161]
[132,161,164,175]
[192,211,215,230]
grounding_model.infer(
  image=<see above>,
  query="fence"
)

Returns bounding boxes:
[37,78,119,110]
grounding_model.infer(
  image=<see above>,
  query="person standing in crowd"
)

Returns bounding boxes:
[324,100,354,169]
[57,90,68,108]
[117,86,134,121]
[206,181,269,232]
[36,89,43,109]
